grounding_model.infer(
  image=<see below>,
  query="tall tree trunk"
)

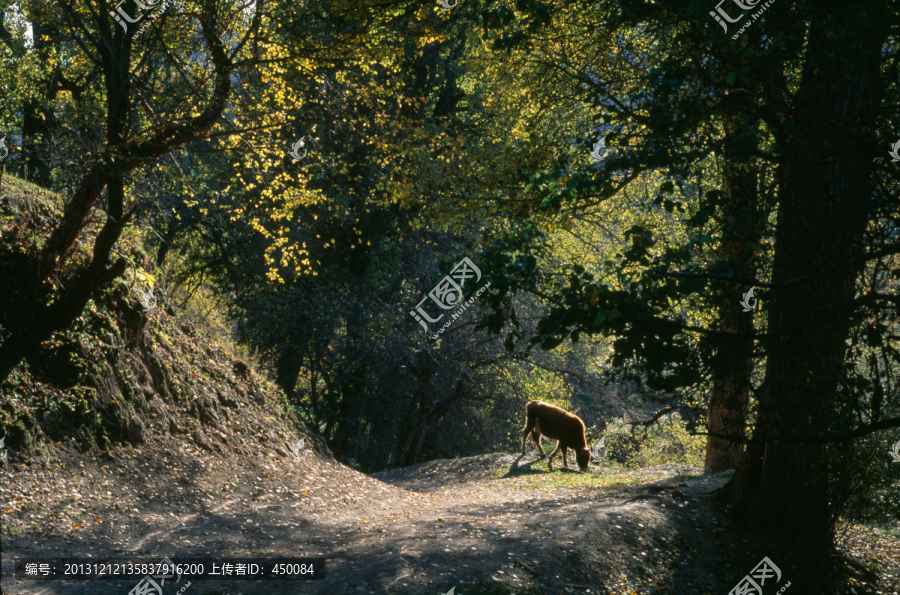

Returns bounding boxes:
[331,318,366,460]
[0,9,134,381]
[705,118,764,472]
[718,5,888,589]
[0,163,125,381]
[275,348,302,399]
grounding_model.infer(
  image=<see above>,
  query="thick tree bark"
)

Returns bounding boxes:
[718,5,888,588]
[705,333,751,471]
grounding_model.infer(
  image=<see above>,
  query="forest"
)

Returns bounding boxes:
[1,0,899,594]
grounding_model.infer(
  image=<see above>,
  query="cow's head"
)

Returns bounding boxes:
[576,447,591,472]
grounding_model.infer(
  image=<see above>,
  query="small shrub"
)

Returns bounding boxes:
[595,413,704,470]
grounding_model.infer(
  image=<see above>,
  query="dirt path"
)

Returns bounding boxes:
[2,446,896,595]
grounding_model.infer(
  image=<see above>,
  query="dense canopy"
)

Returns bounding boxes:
[1,0,899,592]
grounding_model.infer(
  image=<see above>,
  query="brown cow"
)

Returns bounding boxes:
[521,400,593,472]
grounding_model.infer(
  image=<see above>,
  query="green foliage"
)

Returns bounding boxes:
[837,430,900,530]
[1,0,898,560]
[598,415,705,470]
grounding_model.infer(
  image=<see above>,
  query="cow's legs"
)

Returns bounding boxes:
[547,441,562,467]
[561,444,568,468]
[521,413,536,454]
[531,428,546,457]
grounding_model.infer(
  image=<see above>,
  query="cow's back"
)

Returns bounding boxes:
[527,400,586,445]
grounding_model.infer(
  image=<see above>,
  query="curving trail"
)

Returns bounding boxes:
[2,447,893,595]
